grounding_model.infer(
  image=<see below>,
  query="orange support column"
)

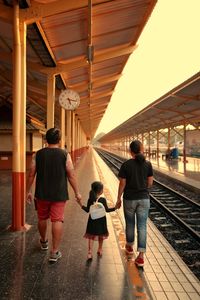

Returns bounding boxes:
[183,123,187,164]
[148,132,151,158]
[12,2,27,231]
[168,127,171,149]
[76,118,79,158]
[74,114,79,161]
[157,130,160,159]
[66,110,72,152]
[47,74,55,129]
[71,112,75,162]
[60,107,65,149]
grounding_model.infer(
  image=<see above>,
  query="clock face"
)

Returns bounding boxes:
[59,89,80,110]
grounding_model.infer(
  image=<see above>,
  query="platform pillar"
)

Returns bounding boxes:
[47,74,55,129]
[12,2,27,231]
[148,132,151,157]
[167,128,171,149]
[66,110,71,152]
[183,123,187,163]
[60,107,65,149]
[71,112,75,161]
[157,130,160,158]
[77,119,80,157]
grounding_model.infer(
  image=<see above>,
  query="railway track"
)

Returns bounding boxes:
[95,147,200,279]
[150,181,200,242]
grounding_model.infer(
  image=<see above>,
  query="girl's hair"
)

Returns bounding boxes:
[89,181,103,202]
[130,140,145,163]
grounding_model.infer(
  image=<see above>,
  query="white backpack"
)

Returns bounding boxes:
[89,198,106,220]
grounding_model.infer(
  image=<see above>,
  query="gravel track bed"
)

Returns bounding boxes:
[153,170,200,204]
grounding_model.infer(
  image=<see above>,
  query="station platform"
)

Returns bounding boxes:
[109,149,200,193]
[0,148,199,300]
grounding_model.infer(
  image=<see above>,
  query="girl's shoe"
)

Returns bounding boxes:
[87,251,93,260]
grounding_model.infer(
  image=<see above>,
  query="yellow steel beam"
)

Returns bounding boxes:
[0,44,136,76]
[93,73,121,88]
[80,91,113,103]
[79,103,108,111]
[68,73,121,93]
[0,49,84,75]
[36,21,57,65]
[77,107,106,117]
[80,112,104,120]
[54,44,137,76]
[94,44,137,64]
[91,90,113,100]
[170,93,200,102]
[77,97,110,109]
[68,82,88,93]
[34,56,87,75]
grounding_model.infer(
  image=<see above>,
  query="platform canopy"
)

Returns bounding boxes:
[99,71,200,142]
[0,0,157,139]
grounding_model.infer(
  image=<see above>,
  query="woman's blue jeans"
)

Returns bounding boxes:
[123,199,150,252]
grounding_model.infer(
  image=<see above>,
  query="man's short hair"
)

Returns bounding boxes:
[45,128,61,144]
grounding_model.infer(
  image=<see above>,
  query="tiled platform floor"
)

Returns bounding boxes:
[0,148,199,300]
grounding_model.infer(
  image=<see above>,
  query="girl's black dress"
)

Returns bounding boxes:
[82,197,115,240]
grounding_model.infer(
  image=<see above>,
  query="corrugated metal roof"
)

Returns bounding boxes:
[0,0,157,138]
[99,72,200,142]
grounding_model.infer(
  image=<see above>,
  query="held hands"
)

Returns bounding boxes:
[26,192,33,204]
[75,192,82,207]
[115,198,122,209]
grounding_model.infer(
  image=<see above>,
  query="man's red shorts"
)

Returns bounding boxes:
[36,199,66,222]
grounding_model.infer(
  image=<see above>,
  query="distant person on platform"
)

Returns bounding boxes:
[171,146,179,159]
[115,140,153,267]
[26,127,82,263]
[165,148,171,160]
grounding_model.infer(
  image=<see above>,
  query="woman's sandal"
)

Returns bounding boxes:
[97,250,103,257]
[87,251,93,260]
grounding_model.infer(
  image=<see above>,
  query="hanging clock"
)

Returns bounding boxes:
[59,89,80,110]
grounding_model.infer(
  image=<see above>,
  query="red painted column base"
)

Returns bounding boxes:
[11,172,27,231]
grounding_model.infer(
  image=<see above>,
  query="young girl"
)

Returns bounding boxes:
[81,181,116,260]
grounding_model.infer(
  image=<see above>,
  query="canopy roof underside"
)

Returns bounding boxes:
[0,0,156,138]
[99,72,200,142]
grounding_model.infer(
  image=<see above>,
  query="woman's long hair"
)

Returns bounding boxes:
[130,140,145,163]
[89,181,103,203]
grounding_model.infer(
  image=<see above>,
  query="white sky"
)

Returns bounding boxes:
[94,0,200,137]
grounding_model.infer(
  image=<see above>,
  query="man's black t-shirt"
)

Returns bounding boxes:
[35,148,69,201]
[118,159,153,200]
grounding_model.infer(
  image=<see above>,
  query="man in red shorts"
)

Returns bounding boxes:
[26,127,82,263]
